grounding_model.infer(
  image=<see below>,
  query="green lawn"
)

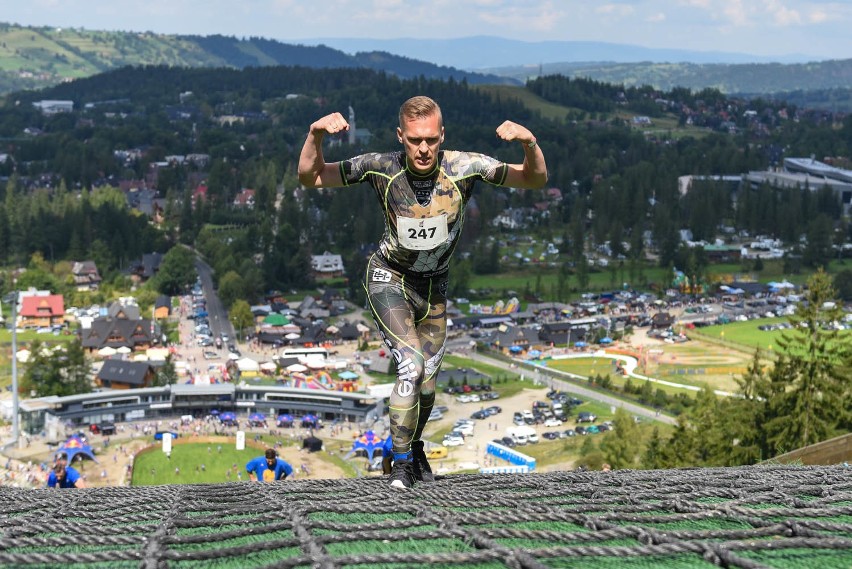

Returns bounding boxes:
[130,441,271,485]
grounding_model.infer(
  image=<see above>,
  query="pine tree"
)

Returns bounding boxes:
[766,269,849,454]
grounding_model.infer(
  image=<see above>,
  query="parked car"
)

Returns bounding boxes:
[577,412,597,423]
[542,431,560,440]
[561,429,576,437]
[527,433,540,444]
[544,418,563,427]
[425,446,448,459]
[443,435,464,447]
[499,436,517,448]
[585,425,601,434]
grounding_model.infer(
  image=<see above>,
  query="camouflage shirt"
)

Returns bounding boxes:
[340,150,508,276]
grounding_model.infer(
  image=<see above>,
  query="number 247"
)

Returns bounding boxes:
[408,227,436,239]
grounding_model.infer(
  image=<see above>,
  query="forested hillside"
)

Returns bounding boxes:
[1,65,850,302]
[0,22,515,95]
[485,59,852,111]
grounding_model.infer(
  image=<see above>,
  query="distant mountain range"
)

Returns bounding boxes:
[1,23,850,107]
[0,23,516,95]
[302,35,821,69]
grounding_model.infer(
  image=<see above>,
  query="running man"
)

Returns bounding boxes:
[299,96,547,488]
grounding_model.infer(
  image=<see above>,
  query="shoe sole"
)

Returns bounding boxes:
[390,480,411,489]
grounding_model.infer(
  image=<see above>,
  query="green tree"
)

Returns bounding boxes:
[217,270,244,309]
[833,269,852,301]
[153,246,196,295]
[641,427,666,469]
[600,408,640,469]
[20,339,91,397]
[155,355,179,387]
[765,269,849,454]
[229,299,255,342]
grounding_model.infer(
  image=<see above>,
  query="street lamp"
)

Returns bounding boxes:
[3,291,18,447]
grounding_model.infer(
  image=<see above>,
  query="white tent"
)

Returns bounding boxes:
[116,346,132,354]
[286,363,308,373]
[260,361,277,371]
[146,347,169,361]
[285,332,300,340]
[133,354,149,362]
[97,346,117,357]
[236,357,260,372]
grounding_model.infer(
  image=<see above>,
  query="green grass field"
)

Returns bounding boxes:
[130,440,271,485]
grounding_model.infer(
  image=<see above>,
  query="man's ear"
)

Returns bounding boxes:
[440,127,445,143]
[397,127,404,144]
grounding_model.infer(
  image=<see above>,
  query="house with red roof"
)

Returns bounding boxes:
[19,294,65,329]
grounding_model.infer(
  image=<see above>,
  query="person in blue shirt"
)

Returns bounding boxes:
[245,448,293,482]
[381,435,393,475]
[47,463,86,488]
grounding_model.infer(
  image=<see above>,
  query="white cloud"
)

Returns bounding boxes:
[596,4,636,17]
[763,0,802,26]
[646,12,667,23]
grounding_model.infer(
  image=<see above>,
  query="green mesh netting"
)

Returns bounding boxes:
[1,464,850,568]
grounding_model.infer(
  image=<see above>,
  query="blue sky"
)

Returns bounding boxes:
[2,0,850,60]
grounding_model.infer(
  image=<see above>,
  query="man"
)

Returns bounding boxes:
[299,96,547,489]
[245,448,293,482]
[47,462,86,488]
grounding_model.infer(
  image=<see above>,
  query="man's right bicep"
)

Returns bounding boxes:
[312,162,345,188]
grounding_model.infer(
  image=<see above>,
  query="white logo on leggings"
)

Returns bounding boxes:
[424,345,445,376]
[392,349,416,397]
[372,269,392,283]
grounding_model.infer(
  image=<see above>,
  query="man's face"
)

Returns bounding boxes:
[398,113,444,174]
[266,458,276,468]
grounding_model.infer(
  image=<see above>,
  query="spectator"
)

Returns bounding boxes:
[245,448,293,483]
[47,463,86,489]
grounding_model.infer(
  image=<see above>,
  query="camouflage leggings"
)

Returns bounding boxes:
[364,254,448,457]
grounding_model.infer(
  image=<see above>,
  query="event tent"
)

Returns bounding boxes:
[350,430,384,460]
[57,435,98,464]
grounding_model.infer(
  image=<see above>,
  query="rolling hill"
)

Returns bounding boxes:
[0,22,518,95]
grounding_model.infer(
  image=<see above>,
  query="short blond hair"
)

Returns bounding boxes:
[399,96,442,128]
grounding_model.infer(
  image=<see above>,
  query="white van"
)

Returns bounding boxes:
[513,433,528,445]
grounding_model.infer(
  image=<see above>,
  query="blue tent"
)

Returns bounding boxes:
[248,412,266,423]
[277,414,294,426]
[57,435,98,464]
[351,430,384,460]
[220,412,237,422]
[575,341,587,348]
[338,371,359,380]
[509,345,523,353]
[301,414,319,428]
[599,337,613,344]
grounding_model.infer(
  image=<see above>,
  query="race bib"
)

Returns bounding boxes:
[397,215,449,251]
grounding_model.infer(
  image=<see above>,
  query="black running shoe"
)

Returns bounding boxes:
[388,459,416,489]
[411,440,434,483]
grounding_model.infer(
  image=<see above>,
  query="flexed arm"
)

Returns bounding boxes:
[495,120,548,189]
[298,112,349,188]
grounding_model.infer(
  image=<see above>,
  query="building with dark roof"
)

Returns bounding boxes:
[96,360,156,389]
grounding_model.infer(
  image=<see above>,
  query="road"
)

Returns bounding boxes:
[194,257,234,342]
[463,350,677,426]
